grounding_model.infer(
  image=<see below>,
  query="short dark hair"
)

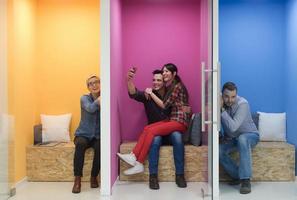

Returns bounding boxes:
[222,82,237,93]
[152,69,163,75]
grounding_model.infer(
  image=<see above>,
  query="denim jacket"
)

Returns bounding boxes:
[75,94,100,139]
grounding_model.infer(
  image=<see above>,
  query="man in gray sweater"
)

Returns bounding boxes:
[219,82,259,194]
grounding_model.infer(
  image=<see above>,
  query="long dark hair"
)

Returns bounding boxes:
[162,63,189,102]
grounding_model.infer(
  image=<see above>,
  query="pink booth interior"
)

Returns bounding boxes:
[111,0,211,188]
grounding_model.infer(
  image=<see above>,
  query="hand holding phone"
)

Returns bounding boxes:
[127,67,137,81]
[132,67,137,74]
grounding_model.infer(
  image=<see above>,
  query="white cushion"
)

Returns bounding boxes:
[41,113,72,142]
[257,112,286,141]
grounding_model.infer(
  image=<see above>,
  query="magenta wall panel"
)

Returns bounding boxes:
[119,0,207,141]
[111,0,210,186]
[200,0,210,145]
[110,0,123,187]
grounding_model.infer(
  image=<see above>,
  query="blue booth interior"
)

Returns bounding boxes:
[220,0,297,174]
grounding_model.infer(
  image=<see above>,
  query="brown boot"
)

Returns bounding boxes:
[90,176,99,188]
[72,176,81,193]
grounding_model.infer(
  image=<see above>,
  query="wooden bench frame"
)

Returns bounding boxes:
[120,141,295,182]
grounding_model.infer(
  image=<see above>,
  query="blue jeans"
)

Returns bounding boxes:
[149,131,184,175]
[219,132,259,180]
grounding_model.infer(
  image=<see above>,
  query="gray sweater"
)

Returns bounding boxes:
[221,96,258,138]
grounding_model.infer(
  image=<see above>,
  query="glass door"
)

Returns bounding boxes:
[212,0,220,199]
[0,116,10,200]
[201,0,219,199]
[0,0,10,199]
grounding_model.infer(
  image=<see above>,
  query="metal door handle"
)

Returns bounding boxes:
[201,62,206,132]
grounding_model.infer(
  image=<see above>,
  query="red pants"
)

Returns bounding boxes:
[132,120,186,163]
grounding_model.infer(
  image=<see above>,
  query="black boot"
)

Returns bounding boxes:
[240,179,251,194]
[175,174,187,188]
[149,174,160,190]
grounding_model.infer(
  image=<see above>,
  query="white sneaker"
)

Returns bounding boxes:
[123,161,144,175]
[117,152,136,166]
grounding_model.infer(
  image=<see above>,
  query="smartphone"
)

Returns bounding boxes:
[132,67,137,73]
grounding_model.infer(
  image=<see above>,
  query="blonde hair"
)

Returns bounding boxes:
[86,75,100,86]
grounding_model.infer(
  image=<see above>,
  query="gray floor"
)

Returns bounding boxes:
[7,180,297,200]
[220,181,297,200]
[0,195,9,200]
[9,181,208,200]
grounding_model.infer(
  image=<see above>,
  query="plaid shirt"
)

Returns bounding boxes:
[164,82,191,127]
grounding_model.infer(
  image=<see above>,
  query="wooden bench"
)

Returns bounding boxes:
[220,141,295,181]
[119,142,208,182]
[26,141,295,182]
[120,141,295,182]
[26,143,94,182]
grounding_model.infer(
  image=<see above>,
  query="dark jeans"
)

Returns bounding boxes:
[73,136,100,177]
[149,131,184,175]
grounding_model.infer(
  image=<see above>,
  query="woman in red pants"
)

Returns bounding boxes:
[117,63,191,175]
